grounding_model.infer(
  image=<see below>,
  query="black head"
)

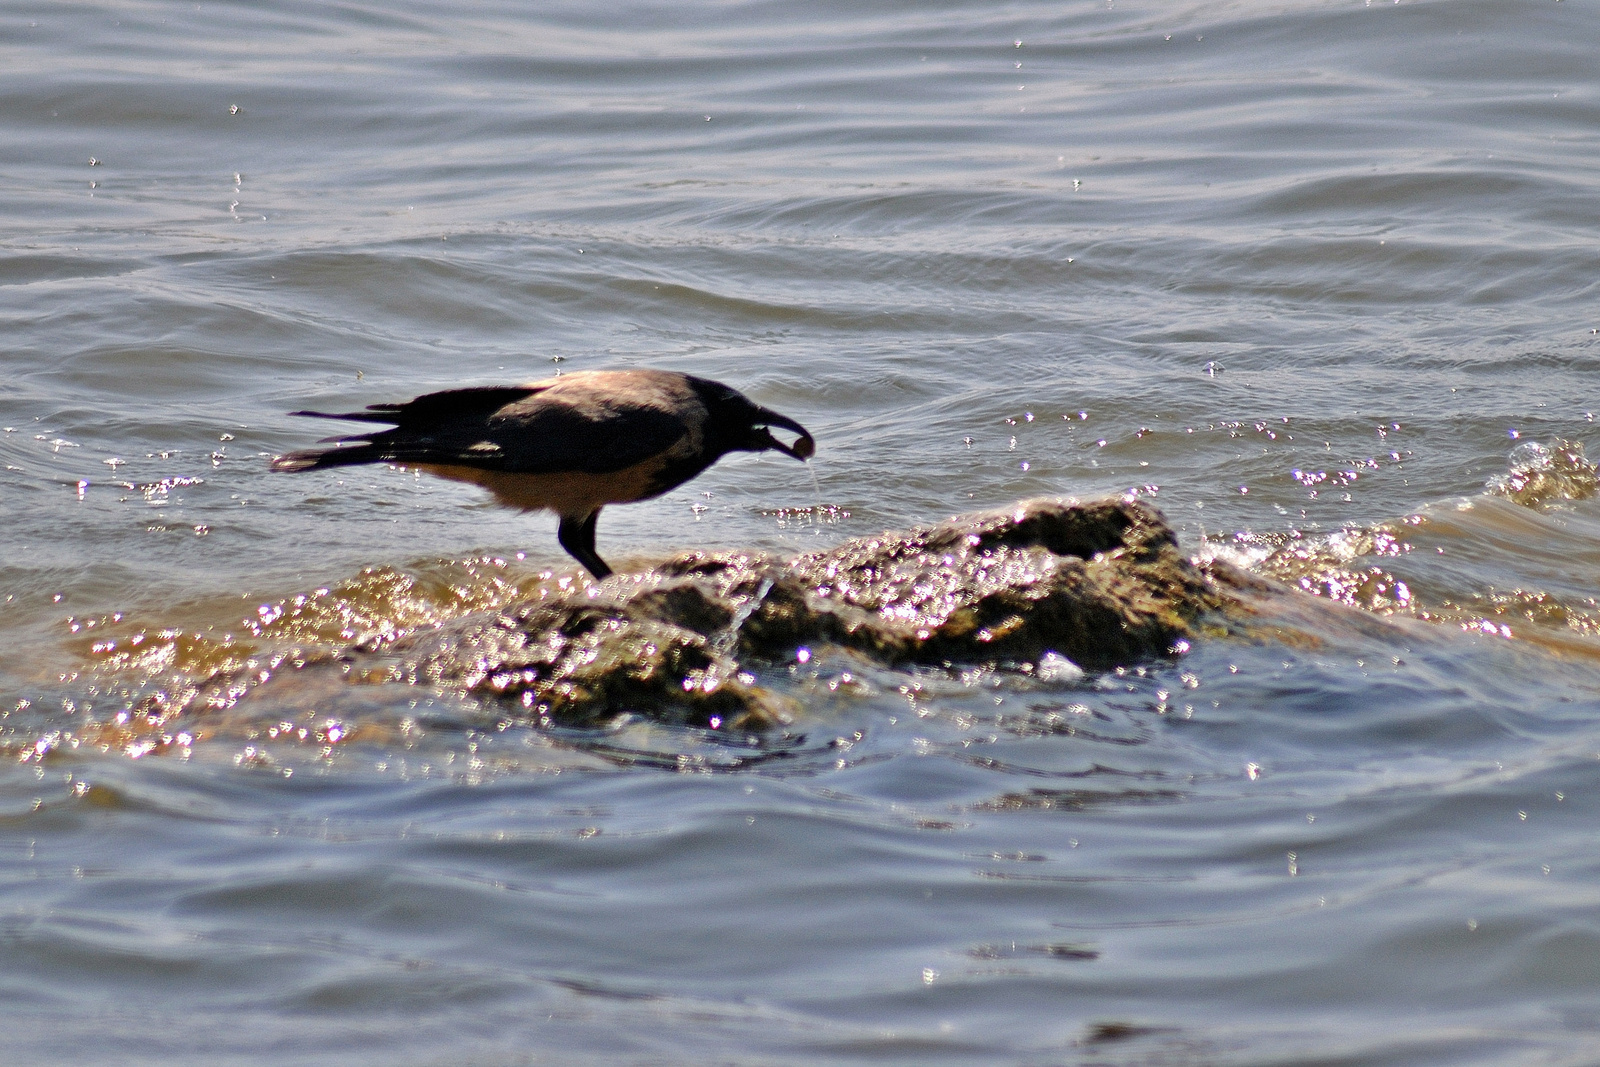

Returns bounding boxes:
[689,376,815,462]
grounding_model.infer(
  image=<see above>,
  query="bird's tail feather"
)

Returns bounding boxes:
[270,443,384,473]
[287,407,402,424]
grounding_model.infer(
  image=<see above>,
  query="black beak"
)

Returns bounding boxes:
[751,408,815,461]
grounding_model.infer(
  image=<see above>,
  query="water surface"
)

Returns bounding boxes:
[5,1,1600,1063]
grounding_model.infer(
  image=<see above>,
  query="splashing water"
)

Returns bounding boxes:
[1484,438,1599,508]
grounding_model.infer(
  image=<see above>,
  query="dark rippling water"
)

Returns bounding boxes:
[6,1,1600,1063]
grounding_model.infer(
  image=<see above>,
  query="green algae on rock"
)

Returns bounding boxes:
[107,497,1235,733]
[394,550,792,731]
[746,496,1227,670]
[351,497,1228,729]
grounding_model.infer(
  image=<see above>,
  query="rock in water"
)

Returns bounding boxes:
[756,495,1225,670]
[126,497,1236,731]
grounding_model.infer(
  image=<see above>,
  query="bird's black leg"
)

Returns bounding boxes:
[558,510,612,580]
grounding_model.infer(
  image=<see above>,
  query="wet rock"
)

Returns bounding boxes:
[746,496,1226,669]
[369,497,1229,728]
[391,552,790,731]
[136,497,1237,731]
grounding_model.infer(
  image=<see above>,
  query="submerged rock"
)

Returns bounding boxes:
[130,497,1237,730]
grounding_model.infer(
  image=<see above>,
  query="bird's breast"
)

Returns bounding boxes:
[411,456,677,516]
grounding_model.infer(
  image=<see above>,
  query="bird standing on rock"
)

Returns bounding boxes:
[271,369,815,579]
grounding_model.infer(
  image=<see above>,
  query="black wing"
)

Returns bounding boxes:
[274,381,693,476]
[287,385,541,426]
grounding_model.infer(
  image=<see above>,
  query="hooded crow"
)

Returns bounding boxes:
[270,369,815,579]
